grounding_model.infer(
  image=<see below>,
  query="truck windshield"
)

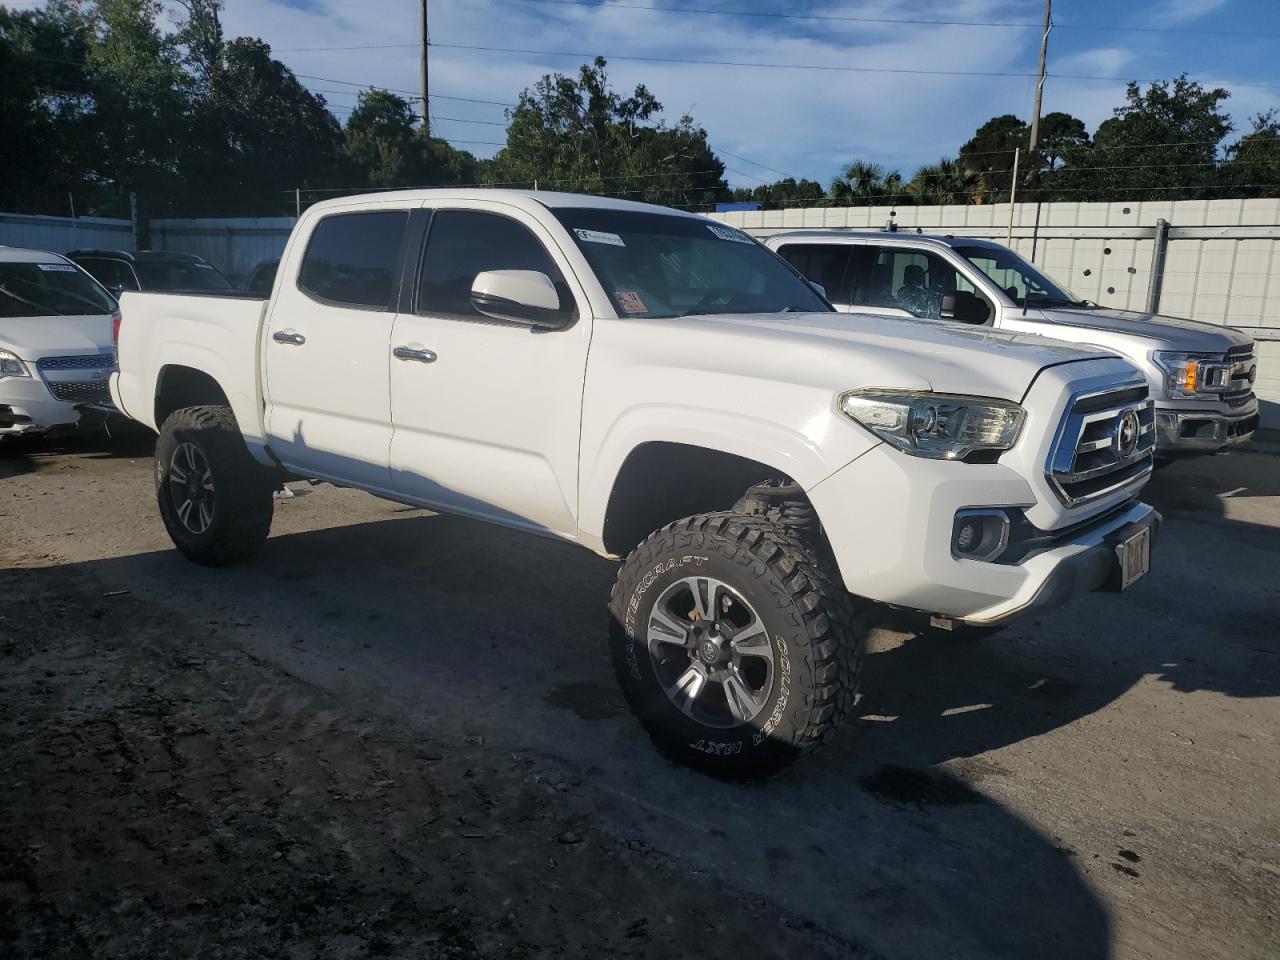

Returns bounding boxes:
[552,209,829,318]
[0,262,117,318]
[952,245,1088,309]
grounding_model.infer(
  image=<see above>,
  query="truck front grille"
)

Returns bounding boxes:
[48,381,113,405]
[1048,383,1155,506]
[1223,344,1256,408]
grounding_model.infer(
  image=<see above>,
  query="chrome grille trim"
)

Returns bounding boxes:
[1047,380,1156,507]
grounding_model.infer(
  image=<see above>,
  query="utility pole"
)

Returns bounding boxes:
[1026,0,1052,267]
[419,0,430,135]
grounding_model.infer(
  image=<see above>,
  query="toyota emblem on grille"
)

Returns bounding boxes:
[1115,408,1140,460]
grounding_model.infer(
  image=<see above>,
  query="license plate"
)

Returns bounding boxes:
[1116,526,1151,590]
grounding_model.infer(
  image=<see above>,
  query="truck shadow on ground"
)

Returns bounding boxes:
[7,439,1277,958]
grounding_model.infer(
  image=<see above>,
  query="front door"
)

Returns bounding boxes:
[264,206,411,491]
[387,204,590,538]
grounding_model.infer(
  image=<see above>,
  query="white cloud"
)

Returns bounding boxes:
[1151,0,1231,24]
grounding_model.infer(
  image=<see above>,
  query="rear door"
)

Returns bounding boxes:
[263,204,414,491]
[773,242,873,313]
[386,202,589,537]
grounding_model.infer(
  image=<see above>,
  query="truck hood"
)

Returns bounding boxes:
[0,314,115,361]
[1034,306,1252,353]
[685,311,1116,402]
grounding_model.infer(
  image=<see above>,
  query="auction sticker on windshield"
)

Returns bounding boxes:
[616,291,648,314]
[37,263,79,272]
[706,224,753,244]
[575,228,625,247]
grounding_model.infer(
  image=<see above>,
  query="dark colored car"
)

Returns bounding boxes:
[244,258,279,296]
[67,249,234,297]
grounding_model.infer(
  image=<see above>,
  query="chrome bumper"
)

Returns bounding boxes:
[1154,403,1259,453]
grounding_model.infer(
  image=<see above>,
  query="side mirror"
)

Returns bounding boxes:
[108,284,125,300]
[470,270,572,329]
[940,291,991,325]
[809,280,827,300]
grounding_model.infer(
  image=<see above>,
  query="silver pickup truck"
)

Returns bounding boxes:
[766,230,1259,459]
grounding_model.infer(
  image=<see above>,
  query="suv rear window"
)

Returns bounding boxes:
[298,211,409,309]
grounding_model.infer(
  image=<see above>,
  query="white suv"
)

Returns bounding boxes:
[1,247,119,439]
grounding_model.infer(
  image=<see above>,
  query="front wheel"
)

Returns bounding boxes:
[155,405,274,566]
[609,512,863,779]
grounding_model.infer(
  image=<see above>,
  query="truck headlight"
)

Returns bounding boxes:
[840,389,1025,460]
[1152,351,1230,399]
[0,349,31,379]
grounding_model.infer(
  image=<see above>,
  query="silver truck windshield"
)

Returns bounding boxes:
[952,245,1087,310]
[553,209,829,318]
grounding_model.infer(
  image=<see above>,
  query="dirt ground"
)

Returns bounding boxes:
[1,428,1278,959]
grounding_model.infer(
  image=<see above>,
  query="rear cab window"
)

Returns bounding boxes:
[298,211,410,310]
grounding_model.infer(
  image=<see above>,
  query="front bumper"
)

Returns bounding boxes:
[0,377,83,436]
[808,443,1159,625]
[1154,401,1258,453]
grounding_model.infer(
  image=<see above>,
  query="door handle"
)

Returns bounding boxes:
[272,330,306,346]
[393,346,437,363]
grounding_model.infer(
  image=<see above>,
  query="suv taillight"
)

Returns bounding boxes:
[111,310,122,346]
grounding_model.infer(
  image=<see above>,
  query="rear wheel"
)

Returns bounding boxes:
[609,511,863,779]
[155,405,274,566]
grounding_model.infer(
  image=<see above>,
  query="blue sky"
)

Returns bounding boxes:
[12,0,1280,188]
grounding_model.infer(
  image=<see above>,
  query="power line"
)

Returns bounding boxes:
[711,145,792,179]
[426,41,1280,90]
[499,0,1280,39]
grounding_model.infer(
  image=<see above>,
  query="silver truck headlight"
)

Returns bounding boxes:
[1152,351,1230,399]
[0,349,31,379]
[840,389,1025,460]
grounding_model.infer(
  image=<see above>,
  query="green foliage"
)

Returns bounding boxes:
[1223,111,1280,197]
[730,177,825,208]
[959,115,1026,198]
[906,158,986,205]
[486,57,725,206]
[343,89,481,190]
[829,160,904,203]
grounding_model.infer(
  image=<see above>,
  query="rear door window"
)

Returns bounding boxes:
[76,257,140,292]
[775,244,853,303]
[298,211,410,310]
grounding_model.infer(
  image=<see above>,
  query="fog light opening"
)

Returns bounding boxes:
[951,511,1010,561]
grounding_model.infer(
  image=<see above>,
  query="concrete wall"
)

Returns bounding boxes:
[149,217,296,283]
[712,198,1280,427]
[0,211,134,255]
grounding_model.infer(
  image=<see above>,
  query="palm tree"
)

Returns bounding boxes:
[905,158,987,205]
[829,159,905,202]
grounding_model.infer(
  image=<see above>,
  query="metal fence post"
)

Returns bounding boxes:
[1145,217,1170,314]
[129,192,140,251]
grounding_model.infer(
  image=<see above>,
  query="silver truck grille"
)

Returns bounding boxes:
[1048,383,1155,506]
[1223,344,1256,408]
[48,381,113,405]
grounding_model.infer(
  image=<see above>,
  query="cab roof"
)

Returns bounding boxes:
[767,229,1007,252]
[303,188,707,220]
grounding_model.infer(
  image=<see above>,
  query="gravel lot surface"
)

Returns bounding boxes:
[2,429,1277,959]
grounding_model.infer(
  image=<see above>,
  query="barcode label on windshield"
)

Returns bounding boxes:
[37,263,78,272]
[575,228,625,247]
[706,224,753,244]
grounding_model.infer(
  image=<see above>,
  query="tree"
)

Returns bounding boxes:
[1044,76,1233,202]
[342,89,481,188]
[829,159,904,203]
[1037,112,1089,170]
[487,57,725,208]
[1223,111,1280,198]
[959,115,1026,197]
[906,158,986,205]
[730,177,825,209]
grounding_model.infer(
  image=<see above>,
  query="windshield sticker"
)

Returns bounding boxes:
[37,263,78,272]
[706,224,753,244]
[575,228,625,247]
[615,290,648,314]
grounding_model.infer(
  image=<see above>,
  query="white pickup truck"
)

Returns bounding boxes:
[112,190,1160,777]
[766,230,1259,458]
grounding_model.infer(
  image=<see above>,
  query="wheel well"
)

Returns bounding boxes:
[602,442,787,556]
[154,366,231,428]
